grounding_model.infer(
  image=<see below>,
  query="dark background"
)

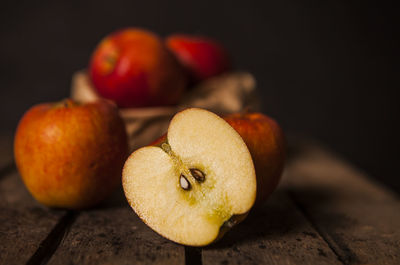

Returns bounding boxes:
[1,1,398,190]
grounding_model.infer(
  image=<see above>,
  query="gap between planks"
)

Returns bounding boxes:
[285,140,400,265]
[288,191,347,265]
[185,247,202,265]
[0,136,79,265]
[26,211,79,265]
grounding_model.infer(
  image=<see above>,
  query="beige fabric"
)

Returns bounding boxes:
[71,71,260,151]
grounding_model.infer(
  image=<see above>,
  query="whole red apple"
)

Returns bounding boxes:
[166,34,231,82]
[89,28,187,108]
[14,99,128,209]
[224,112,285,206]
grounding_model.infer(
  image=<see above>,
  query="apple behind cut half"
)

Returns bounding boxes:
[122,108,256,246]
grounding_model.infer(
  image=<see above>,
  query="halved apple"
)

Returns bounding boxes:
[122,108,256,246]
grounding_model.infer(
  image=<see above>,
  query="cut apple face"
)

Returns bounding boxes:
[123,108,256,246]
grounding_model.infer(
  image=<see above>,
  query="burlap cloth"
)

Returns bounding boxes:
[71,71,260,152]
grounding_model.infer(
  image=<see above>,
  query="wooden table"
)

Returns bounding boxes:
[1,135,399,265]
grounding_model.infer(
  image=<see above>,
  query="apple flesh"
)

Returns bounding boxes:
[122,108,256,246]
[90,28,187,108]
[166,34,231,82]
[224,112,285,206]
[14,99,128,209]
[151,111,286,207]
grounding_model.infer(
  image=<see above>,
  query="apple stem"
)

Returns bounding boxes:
[161,143,172,154]
[62,99,77,108]
[242,106,252,115]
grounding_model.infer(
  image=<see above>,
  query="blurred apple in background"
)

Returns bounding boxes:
[14,99,128,209]
[224,112,285,206]
[166,34,231,83]
[89,28,187,108]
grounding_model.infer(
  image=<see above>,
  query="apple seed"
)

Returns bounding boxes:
[190,168,205,182]
[180,174,191,190]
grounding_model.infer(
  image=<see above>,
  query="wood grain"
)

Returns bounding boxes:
[48,189,185,265]
[202,190,341,265]
[0,171,66,265]
[286,142,400,264]
[2,135,399,265]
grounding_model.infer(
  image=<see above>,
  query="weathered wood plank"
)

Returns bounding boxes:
[0,171,66,265]
[202,189,342,265]
[286,142,400,264]
[3,135,399,264]
[48,188,185,265]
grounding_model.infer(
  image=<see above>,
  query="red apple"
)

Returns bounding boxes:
[224,112,286,206]
[166,34,231,82]
[122,108,256,246]
[14,99,128,209]
[89,28,187,108]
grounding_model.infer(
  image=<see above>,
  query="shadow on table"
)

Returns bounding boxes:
[207,181,344,250]
[204,189,305,249]
[94,187,130,209]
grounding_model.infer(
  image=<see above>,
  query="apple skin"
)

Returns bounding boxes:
[166,34,231,82]
[89,28,187,108]
[150,133,167,147]
[14,99,128,209]
[224,112,285,206]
